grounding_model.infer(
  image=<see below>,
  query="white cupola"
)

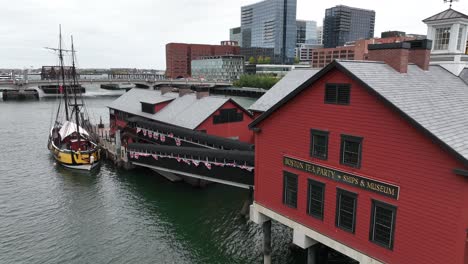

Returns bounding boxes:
[423,8,468,75]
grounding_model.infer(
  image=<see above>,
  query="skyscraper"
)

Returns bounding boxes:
[323,5,375,48]
[230,27,242,46]
[296,20,318,45]
[241,0,297,64]
[317,26,323,45]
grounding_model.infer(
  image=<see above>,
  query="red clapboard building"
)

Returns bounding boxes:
[249,39,468,263]
[108,87,254,144]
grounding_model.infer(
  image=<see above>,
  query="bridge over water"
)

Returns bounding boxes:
[0,79,233,89]
[120,117,254,189]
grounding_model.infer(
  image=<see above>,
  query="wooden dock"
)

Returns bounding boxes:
[96,126,134,170]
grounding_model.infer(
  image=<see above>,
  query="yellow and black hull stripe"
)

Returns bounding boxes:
[49,142,101,171]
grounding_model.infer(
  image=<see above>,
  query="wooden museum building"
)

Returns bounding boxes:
[249,35,468,263]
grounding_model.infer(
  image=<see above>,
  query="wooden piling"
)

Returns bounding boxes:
[263,220,272,264]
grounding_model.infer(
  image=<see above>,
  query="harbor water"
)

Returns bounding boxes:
[0,88,310,264]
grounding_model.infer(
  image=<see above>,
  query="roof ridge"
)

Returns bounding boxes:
[338,60,386,64]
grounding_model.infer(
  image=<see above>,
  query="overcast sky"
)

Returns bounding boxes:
[1,0,466,69]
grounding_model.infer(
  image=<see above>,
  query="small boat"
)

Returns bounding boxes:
[0,73,12,80]
[47,26,101,171]
[39,84,86,95]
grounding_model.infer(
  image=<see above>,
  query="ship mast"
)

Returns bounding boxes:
[58,25,70,121]
[70,35,81,147]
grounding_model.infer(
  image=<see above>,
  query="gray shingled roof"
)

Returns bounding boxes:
[155,94,229,129]
[107,89,178,118]
[339,60,468,162]
[249,68,320,112]
[423,8,468,22]
[250,60,468,162]
[108,89,230,129]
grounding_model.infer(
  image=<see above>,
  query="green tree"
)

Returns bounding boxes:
[264,56,271,64]
[249,56,256,64]
[294,57,300,64]
[233,74,280,89]
[257,56,264,64]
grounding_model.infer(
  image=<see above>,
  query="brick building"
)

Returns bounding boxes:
[249,40,468,263]
[165,43,240,79]
[297,36,416,68]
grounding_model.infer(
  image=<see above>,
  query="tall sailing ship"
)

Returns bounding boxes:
[47,27,101,170]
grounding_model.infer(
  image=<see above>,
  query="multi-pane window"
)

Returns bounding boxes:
[213,108,243,124]
[335,189,357,233]
[283,171,298,208]
[340,135,363,168]
[370,200,397,249]
[310,129,329,160]
[325,84,350,105]
[434,27,451,50]
[307,179,325,219]
[457,25,466,51]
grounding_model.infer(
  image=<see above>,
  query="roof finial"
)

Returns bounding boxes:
[444,0,458,9]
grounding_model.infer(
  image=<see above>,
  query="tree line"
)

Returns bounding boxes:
[233,74,279,89]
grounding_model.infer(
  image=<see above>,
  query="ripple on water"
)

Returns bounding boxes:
[0,97,310,264]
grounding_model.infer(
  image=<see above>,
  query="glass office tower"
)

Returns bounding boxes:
[323,5,375,48]
[297,20,318,45]
[230,27,242,47]
[241,0,297,64]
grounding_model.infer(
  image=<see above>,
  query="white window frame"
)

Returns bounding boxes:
[434,26,452,51]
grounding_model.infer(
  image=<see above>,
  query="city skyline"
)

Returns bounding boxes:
[1,0,466,69]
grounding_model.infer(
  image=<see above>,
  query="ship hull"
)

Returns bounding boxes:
[61,161,100,171]
[49,140,101,171]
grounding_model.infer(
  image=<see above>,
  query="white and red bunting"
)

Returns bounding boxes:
[128,151,254,172]
[204,161,212,170]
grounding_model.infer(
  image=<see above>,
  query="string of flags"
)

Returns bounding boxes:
[128,150,254,172]
[137,127,178,144]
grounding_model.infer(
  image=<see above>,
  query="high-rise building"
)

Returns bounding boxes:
[165,43,240,79]
[305,21,318,44]
[241,0,297,64]
[317,26,323,45]
[230,27,242,46]
[296,20,307,45]
[296,20,318,45]
[323,5,375,48]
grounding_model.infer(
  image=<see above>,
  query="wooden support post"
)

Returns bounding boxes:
[318,244,329,263]
[263,220,272,264]
[240,186,254,217]
[307,244,318,264]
